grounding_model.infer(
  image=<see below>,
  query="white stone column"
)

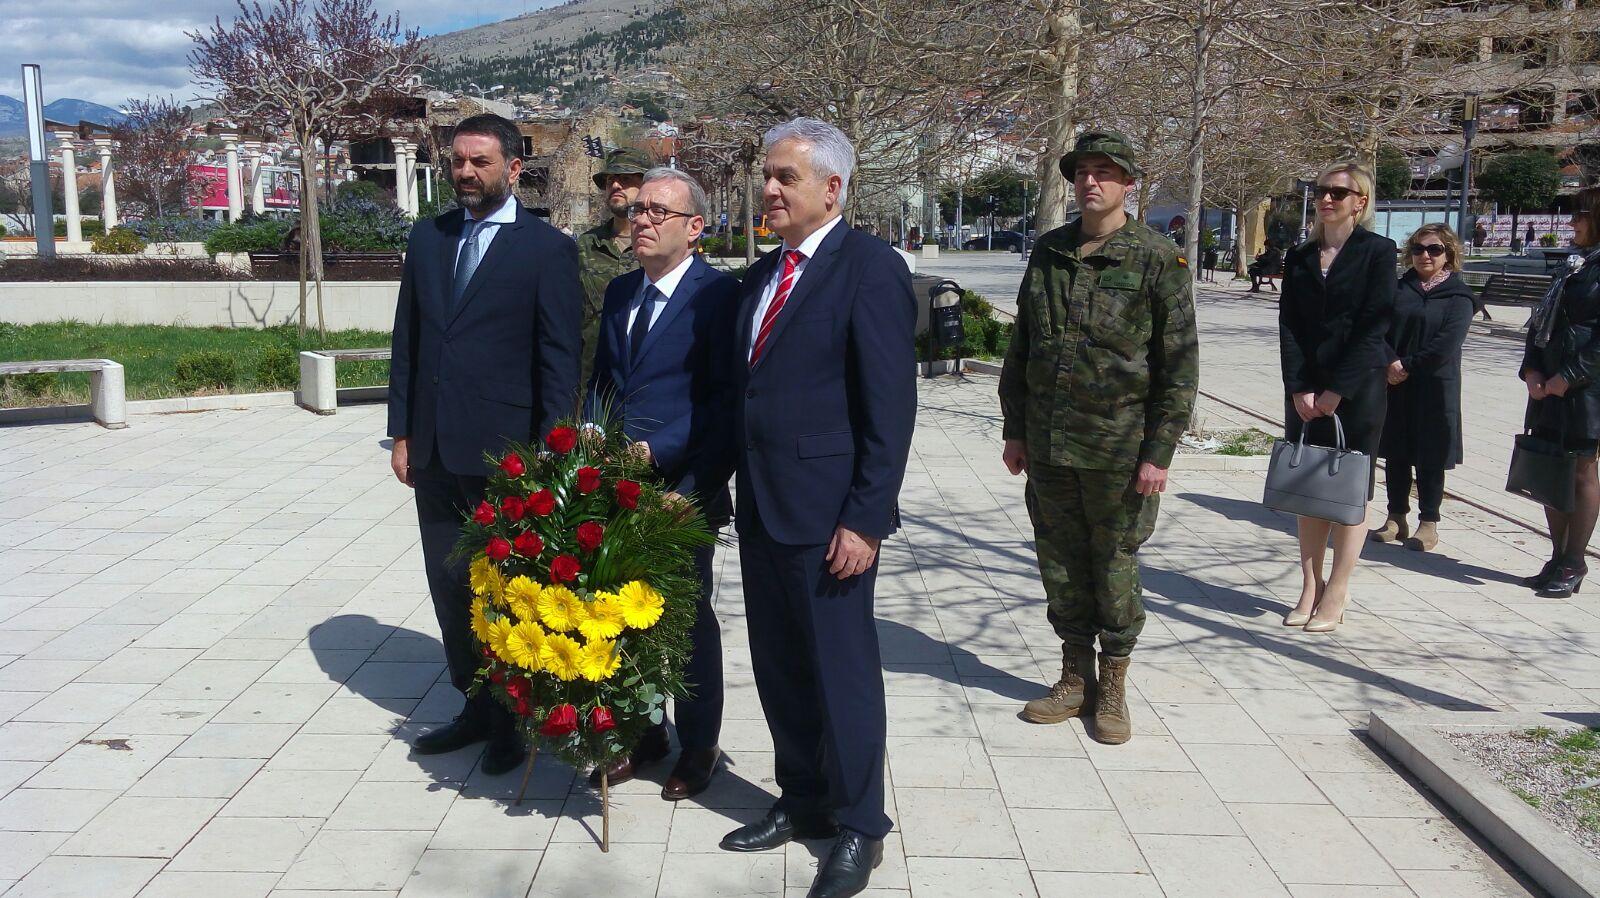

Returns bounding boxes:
[94,139,118,229]
[404,146,419,216]
[221,133,243,222]
[244,142,267,215]
[389,137,409,214]
[52,131,82,244]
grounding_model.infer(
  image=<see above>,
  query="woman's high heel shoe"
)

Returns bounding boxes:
[1303,611,1345,633]
[1538,564,1587,599]
[1284,581,1325,627]
[1522,559,1560,590]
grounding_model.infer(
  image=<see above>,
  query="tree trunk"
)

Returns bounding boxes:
[1238,197,1268,276]
[744,161,756,267]
[1034,6,1080,233]
[1183,17,1212,283]
[298,142,328,341]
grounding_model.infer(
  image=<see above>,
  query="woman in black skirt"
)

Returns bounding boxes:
[1520,185,1600,596]
[1372,224,1474,553]
[1278,162,1396,632]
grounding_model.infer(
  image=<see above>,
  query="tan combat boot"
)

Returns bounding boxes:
[1021,645,1097,724]
[1092,654,1133,745]
[1407,521,1439,552]
[1370,514,1408,543]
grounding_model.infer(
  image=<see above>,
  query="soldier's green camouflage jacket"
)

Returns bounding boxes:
[999,218,1200,471]
[576,218,639,327]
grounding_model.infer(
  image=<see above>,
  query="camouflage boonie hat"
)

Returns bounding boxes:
[1059,130,1142,180]
[592,148,653,190]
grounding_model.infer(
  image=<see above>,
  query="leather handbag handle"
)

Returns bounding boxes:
[1289,412,1347,469]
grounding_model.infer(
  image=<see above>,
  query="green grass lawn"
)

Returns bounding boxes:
[0,321,392,407]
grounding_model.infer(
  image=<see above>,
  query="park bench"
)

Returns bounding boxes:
[248,251,403,280]
[1478,272,1550,306]
[0,359,126,428]
[298,348,389,415]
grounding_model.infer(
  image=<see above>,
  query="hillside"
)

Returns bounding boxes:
[0,97,126,138]
[424,0,680,108]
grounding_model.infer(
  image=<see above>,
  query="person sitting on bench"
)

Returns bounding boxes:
[1248,239,1284,292]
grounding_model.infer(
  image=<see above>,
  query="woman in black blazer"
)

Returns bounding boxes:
[1278,162,1396,633]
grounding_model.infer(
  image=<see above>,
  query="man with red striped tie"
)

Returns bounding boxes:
[715,118,916,898]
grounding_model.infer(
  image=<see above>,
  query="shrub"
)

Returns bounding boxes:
[701,234,747,257]
[335,179,394,207]
[92,227,147,255]
[0,222,7,237]
[126,216,224,244]
[53,219,107,239]
[204,217,293,254]
[319,197,410,251]
[174,350,238,393]
[254,345,299,390]
[1,372,55,397]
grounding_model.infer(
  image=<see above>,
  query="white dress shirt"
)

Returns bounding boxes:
[747,214,844,359]
[628,252,697,334]
[456,194,518,271]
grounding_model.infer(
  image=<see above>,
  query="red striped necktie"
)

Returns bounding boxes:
[750,249,805,366]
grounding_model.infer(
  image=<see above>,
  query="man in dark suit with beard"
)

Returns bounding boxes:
[387,113,583,774]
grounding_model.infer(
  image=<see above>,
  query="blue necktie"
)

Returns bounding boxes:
[629,285,662,365]
[451,219,486,309]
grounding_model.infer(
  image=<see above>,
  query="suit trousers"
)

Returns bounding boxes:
[739,514,892,839]
[412,449,505,725]
[669,542,724,751]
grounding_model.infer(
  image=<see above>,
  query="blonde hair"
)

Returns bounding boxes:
[1406,223,1464,273]
[1310,162,1377,243]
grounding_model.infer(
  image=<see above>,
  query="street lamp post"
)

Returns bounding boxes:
[21,64,53,259]
[1458,94,1479,243]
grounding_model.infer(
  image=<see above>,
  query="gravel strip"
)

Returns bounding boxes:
[1447,728,1600,860]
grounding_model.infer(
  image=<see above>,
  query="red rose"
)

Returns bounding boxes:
[489,670,506,685]
[527,489,556,517]
[500,453,526,477]
[472,501,496,526]
[540,703,578,737]
[505,676,530,700]
[615,480,641,509]
[500,495,526,522]
[576,466,602,494]
[546,427,578,454]
[485,537,512,561]
[549,554,580,583]
[588,706,616,733]
[575,521,605,553]
[515,697,532,716]
[513,531,544,558]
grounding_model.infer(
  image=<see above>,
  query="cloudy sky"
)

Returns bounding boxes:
[1,0,554,109]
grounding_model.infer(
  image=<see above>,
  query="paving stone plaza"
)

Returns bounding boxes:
[0,261,1588,896]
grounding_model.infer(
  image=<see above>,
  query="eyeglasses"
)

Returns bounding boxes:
[625,202,694,224]
[1409,243,1447,257]
[1314,185,1363,202]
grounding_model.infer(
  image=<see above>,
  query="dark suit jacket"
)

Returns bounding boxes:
[730,222,917,545]
[388,203,583,474]
[1279,225,1397,398]
[586,255,740,525]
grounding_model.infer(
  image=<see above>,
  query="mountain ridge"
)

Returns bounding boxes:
[0,97,127,138]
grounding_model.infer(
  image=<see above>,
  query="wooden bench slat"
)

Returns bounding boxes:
[317,348,392,361]
[0,359,108,374]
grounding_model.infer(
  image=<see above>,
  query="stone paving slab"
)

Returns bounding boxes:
[0,361,1580,896]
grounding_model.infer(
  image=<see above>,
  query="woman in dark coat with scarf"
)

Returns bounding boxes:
[1520,185,1600,597]
[1372,224,1474,552]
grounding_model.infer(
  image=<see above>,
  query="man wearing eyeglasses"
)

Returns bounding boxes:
[585,167,740,801]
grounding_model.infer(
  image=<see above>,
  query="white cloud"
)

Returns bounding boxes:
[0,1,549,108]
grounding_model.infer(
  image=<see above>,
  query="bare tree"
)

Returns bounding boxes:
[112,97,199,220]
[189,0,424,338]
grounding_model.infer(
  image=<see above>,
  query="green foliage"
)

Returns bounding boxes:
[1512,786,1542,808]
[334,179,392,207]
[254,345,300,390]
[940,168,1029,223]
[318,197,410,251]
[1,372,55,397]
[204,217,293,254]
[1216,428,1275,456]
[92,227,147,255]
[1375,146,1412,200]
[53,218,107,239]
[0,222,8,237]
[173,350,239,393]
[918,290,1012,361]
[1559,727,1600,753]
[433,9,684,98]
[127,216,223,243]
[699,235,748,257]
[1478,151,1563,213]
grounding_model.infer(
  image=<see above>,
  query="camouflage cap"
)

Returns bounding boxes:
[1059,130,1142,180]
[592,147,653,189]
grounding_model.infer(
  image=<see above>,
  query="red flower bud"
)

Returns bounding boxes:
[485,537,512,561]
[500,495,526,522]
[540,703,578,737]
[575,521,605,553]
[473,501,496,526]
[588,706,616,733]
[527,489,556,517]
[576,466,602,494]
[516,697,532,717]
[505,676,531,700]
[489,670,506,685]
[513,531,544,558]
[615,480,641,510]
[549,554,580,583]
[546,427,578,454]
[500,453,526,477]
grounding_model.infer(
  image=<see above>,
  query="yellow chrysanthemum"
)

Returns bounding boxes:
[503,576,542,623]
[537,584,584,633]
[577,592,627,641]
[578,637,622,682]
[539,633,584,681]
[485,617,515,664]
[469,595,495,646]
[616,580,665,630]
[469,555,505,604]
[503,620,547,671]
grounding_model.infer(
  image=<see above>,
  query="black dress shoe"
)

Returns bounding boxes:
[661,746,721,800]
[413,712,491,755]
[1523,559,1561,589]
[481,729,528,776]
[808,830,883,898]
[588,723,671,787]
[720,807,839,852]
[1539,563,1588,598]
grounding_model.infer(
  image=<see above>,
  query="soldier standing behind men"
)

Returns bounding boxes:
[998,131,1199,745]
[576,148,650,381]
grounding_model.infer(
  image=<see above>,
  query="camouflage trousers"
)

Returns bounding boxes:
[1024,461,1160,657]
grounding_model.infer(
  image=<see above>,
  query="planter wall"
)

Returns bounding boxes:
[0,280,401,331]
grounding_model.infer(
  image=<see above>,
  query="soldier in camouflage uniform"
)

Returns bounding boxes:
[998,131,1199,745]
[576,148,650,384]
